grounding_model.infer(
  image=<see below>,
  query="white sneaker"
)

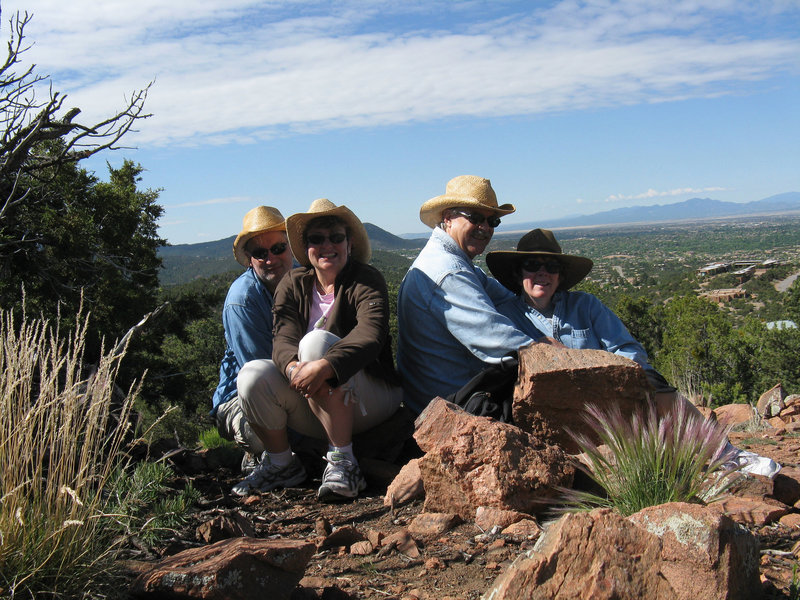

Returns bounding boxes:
[726,450,782,479]
[317,451,366,501]
[231,453,306,496]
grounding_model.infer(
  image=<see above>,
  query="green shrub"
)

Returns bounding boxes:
[198,426,235,450]
[0,307,196,598]
[562,399,738,516]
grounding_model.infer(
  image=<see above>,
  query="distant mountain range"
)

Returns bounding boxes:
[158,192,799,285]
[399,191,800,237]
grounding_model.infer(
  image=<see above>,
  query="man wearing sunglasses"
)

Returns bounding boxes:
[211,206,295,474]
[397,175,543,414]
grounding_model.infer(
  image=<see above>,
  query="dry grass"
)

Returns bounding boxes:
[0,306,139,598]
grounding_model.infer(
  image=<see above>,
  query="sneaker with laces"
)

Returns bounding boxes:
[317,451,367,501]
[231,453,307,496]
[240,451,262,476]
[725,449,782,479]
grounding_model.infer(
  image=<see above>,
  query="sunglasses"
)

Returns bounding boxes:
[453,209,501,228]
[521,259,563,274]
[250,242,288,260]
[306,232,347,246]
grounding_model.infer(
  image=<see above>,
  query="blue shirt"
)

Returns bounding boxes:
[211,268,275,415]
[397,227,535,414]
[497,290,668,387]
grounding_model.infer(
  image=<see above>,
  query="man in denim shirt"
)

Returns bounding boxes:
[211,206,294,472]
[397,175,539,414]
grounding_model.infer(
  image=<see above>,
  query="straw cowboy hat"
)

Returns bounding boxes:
[286,198,371,268]
[486,228,594,294]
[419,175,516,229]
[233,206,287,266]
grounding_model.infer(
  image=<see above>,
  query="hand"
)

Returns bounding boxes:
[288,358,336,399]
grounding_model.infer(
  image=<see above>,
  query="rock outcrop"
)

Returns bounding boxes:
[413,398,573,520]
[484,502,760,600]
[513,343,653,452]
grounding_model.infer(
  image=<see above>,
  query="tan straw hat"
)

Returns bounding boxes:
[486,228,593,293]
[233,206,287,266]
[286,198,371,268]
[419,175,516,228]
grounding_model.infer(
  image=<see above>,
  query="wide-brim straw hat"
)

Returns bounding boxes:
[486,228,594,294]
[233,206,287,266]
[419,175,516,228]
[286,198,371,268]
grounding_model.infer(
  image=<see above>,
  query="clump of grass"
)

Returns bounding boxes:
[561,399,739,516]
[0,306,195,598]
[198,426,235,450]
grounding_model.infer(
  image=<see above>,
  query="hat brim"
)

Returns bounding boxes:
[233,221,287,266]
[419,196,516,228]
[286,204,371,268]
[486,250,593,294]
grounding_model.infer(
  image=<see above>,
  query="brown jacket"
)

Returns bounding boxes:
[272,260,400,387]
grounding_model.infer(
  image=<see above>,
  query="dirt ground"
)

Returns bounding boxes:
[125,427,800,600]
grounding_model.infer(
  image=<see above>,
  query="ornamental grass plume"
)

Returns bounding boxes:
[561,398,739,517]
[0,305,139,598]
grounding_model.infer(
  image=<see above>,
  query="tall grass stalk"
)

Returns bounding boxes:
[563,399,738,517]
[0,307,139,598]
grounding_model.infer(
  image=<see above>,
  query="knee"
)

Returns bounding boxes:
[298,329,341,361]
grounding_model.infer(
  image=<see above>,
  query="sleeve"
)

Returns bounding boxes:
[223,291,274,367]
[435,267,534,363]
[585,295,675,392]
[324,266,390,384]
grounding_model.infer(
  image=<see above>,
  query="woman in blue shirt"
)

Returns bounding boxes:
[487,228,780,478]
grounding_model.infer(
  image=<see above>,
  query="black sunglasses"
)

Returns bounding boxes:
[453,209,501,228]
[521,259,563,274]
[250,242,288,260]
[306,232,347,246]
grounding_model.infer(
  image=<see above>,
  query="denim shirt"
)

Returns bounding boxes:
[211,267,275,415]
[497,290,668,386]
[397,227,535,414]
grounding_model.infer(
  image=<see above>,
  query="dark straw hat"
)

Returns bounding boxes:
[486,228,593,294]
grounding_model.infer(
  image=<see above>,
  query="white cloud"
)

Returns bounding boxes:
[605,187,728,202]
[2,0,798,147]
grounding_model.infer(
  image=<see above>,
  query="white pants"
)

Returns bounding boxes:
[238,330,402,440]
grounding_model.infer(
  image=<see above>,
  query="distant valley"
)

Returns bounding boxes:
[158,193,800,285]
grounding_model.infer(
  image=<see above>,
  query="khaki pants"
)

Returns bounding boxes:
[214,396,265,455]
[238,330,402,440]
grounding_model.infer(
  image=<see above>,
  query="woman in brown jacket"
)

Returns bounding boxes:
[233,199,402,501]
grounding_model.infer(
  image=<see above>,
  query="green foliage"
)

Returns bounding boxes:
[199,426,235,450]
[562,400,737,516]
[106,461,200,545]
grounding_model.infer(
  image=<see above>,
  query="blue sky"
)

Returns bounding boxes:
[4,0,799,244]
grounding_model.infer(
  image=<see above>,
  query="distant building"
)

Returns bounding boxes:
[766,320,798,330]
[700,288,747,303]
[697,262,729,277]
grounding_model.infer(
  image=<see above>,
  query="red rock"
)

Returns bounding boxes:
[767,416,788,430]
[321,525,364,549]
[130,537,315,600]
[501,518,542,539]
[195,512,255,543]
[414,398,572,520]
[772,467,800,506]
[408,512,461,537]
[486,503,760,600]
[757,383,786,417]
[778,513,800,528]
[708,495,790,526]
[350,540,374,555]
[382,529,420,559]
[383,458,424,507]
[474,507,529,532]
[513,343,653,453]
[366,529,384,548]
[714,403,755,429]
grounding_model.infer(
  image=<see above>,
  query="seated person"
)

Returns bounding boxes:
[210,206,293,473]
[396,175,540,415]
[233,199,403,501]
[486,228,781,478]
